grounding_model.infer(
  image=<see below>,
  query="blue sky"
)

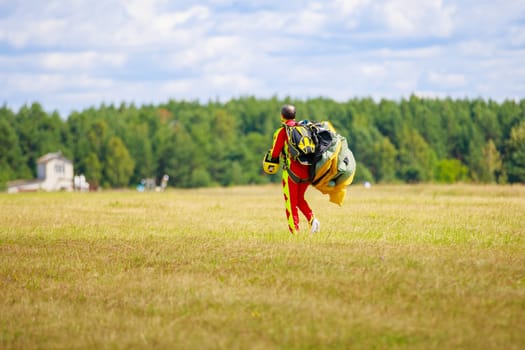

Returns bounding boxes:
[1,0,525,118]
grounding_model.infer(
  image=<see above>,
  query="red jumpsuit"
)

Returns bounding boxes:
[270,119,315,234]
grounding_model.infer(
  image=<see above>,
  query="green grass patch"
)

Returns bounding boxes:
[1,184,524,349]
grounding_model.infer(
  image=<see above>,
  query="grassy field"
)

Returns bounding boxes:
[0,184,524,349]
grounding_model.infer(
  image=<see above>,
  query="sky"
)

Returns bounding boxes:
[1,0,525,118]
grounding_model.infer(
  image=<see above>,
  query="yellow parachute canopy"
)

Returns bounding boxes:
[311,122,356,206]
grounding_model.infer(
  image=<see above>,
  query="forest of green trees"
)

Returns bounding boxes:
[1,95,525,190]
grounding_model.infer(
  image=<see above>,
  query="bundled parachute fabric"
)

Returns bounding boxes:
[310,121,356,206]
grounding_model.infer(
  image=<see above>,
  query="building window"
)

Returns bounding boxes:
[55,162,65,175]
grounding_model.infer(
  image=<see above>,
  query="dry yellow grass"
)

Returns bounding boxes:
[1,184,524,349]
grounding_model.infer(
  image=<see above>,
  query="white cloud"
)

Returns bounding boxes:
[508,25,525,47]
[457,40,497,58]
[114,3,211,47]
[6,72,114,93]
[361,63,388,78]
[379,0,456,38]
[427,71,467,88]
[39,52,127,71]
[3,18,67,48]
[334,0,371,16]
[289,2,328,35]
[1,0,525,117]
[208,73,260,91]
[375,46,443,59]
[0,1,212,50]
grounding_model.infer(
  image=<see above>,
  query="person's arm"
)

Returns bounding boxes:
[270,127,286,159]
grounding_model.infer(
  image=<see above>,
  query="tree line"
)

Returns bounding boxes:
[1,95,525,190]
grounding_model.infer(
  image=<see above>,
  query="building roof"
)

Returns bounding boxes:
[36,151,72,164]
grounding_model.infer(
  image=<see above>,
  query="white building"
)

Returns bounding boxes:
[7,152,74,193]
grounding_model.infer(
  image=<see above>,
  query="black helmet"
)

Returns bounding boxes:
[281,104,296,119]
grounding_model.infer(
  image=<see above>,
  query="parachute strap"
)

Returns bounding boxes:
[282,162,310,183]
[288,170,310,184]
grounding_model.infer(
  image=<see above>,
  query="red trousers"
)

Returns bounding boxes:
[282,170,314,234]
